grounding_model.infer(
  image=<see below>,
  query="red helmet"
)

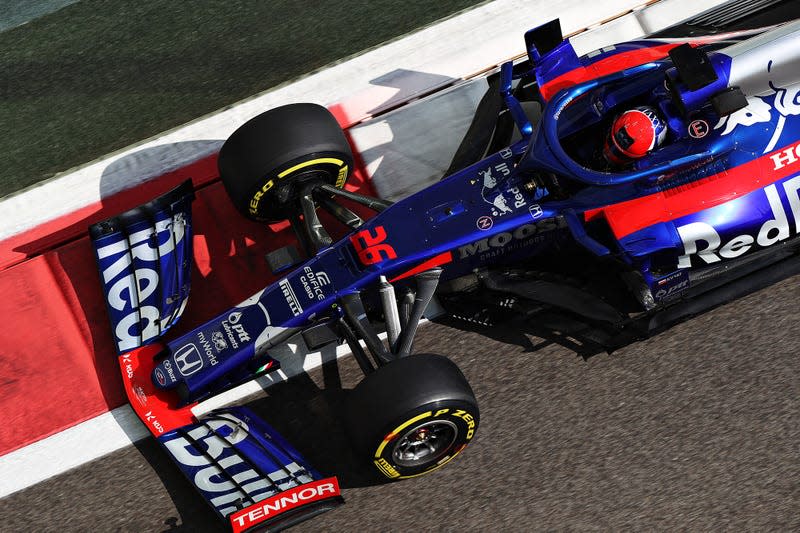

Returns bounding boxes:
[603,106,667,165]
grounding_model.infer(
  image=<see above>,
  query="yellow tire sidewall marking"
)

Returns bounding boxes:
[371,407,477,480]
[277,157,344,178]
[249,157,345,215]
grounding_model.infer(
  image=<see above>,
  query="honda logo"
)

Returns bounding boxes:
[174,343,204,376]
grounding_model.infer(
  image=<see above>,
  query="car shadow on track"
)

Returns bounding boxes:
[246,373,381,488]
[132,437,221,532]
[432,313,611,361]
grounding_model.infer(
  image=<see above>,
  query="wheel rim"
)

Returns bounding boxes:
[391,420,458,468]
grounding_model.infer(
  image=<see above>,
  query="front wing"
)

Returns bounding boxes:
[121,344,343,532]
[91,183,344,531]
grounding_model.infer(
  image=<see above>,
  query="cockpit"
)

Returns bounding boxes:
[517,42,746,188]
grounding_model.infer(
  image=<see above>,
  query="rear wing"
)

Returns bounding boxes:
[89,180,195,353]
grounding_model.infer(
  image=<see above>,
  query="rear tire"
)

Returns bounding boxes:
[345,354,479,480]
[218,103,353,222]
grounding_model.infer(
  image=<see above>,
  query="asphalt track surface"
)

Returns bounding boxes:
[4,272,798,531]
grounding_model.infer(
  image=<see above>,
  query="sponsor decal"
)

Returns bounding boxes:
[476,216,493,231]
[154,368,167,386]
[132,385,148,406]
[300,267,331,301]
[495,162,510,176]
[479,166,527,217]
[770,139,800,171]
[229,478,340,533]
[279,279,303,316]
[220,311,251,350]
[457,217,568,260]
[163,414,314,517]
[677,176,800,268]
[499,147,513,159]
[196,332,219,366]
[688,119,709,139]
[657,271,685,286]
[163,359,177,383]
[529,204,543,219]
[479,168,510,216]
[715,83,800,153]
[121,353,134,379]
[350,226,397,266]
[227,312,250,343]
[211,331,228,351]
[506,186,527,210]
[452,409,477,440]
[374,458,400,479]
[144,410,164,434]
[335,165,348,189]
[95,213,188,352]
[654,279,689,300]
[174,343,204,376]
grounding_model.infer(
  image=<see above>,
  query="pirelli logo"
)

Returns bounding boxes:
[279,279,303,316]
[374,458,400,479]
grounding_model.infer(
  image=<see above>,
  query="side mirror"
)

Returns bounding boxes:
[524,19,563,63]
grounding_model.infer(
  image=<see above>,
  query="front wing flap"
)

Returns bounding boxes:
[89,180,195,354]
[160,408,343,532]
[121,344,343,531]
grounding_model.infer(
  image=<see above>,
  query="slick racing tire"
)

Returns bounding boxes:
[345,354,479,480]
[218,103,354,222]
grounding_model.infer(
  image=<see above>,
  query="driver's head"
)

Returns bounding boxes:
[603,106,666,165]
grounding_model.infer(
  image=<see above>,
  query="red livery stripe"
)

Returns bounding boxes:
[585,143,799,239]
[539,43,683,101]
[390,251,453,282]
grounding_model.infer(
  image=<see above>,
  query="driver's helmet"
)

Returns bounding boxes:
[603,106,667,165]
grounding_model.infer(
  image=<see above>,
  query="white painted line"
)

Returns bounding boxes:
[0,405,147,498]
[0,0,668,242]
[0,0,80,33]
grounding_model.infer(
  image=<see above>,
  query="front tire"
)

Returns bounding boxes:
[345,354,479,480]
[218,103,353,222]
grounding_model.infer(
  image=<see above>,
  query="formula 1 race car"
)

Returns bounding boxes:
[90,14,800,532]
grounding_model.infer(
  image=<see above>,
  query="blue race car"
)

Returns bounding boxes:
[90,17,800,532]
